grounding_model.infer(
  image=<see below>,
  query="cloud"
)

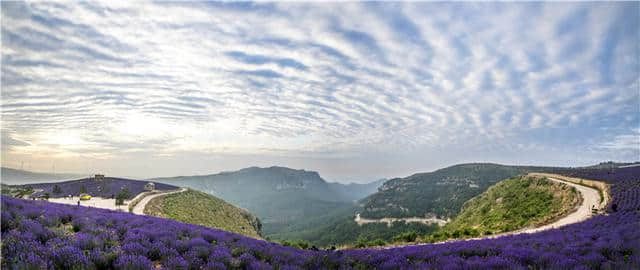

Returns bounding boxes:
[225,51,308,71]
[600,129,640,151]
[2,130,31,149]
[1,2,638,178]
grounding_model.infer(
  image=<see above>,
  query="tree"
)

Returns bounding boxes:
[53,185,62,194]
[115,187,131,206]
[79,185,87,194]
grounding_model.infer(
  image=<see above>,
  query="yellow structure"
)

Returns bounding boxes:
[80,194,92,200]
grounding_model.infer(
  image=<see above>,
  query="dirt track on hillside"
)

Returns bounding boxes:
[131,188,187,215]
[515,177,600,233]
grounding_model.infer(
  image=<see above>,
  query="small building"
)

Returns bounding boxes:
[144,182,155,191]
[95,174,105,181]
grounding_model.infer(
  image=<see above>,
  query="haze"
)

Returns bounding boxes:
[2,2,638,183]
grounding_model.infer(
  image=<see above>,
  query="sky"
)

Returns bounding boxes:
[1,2,639,183]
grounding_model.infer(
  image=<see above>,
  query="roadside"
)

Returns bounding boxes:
[131,187,187,215]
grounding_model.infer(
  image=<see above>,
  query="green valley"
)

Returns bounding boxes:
[153,166,384,241]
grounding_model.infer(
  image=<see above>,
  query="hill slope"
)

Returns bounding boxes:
[429,176,580,240]
[360,163,557,219]
[144,189,262,238]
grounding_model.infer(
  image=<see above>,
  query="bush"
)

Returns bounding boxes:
[394,231,418,242]
[51,246,90,270]
[368,239,386,247]
[116,188,132,206]
[295,240,310,250]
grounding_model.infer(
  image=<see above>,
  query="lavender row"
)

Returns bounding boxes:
[555,166,640,212]
[23,177,177,199]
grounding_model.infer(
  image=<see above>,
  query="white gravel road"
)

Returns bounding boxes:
[131,188,186,215]
[47,196,127,211]
[517,177,600,234]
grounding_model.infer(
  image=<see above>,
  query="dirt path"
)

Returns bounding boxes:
[383,176,606,249]
[131,188,187,215]
[517,177,600,233]
[354,213,449,227]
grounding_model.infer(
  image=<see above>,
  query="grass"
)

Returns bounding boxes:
[144,189,262,238]
[424,176,580,242]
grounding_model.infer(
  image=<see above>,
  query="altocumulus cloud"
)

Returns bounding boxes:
[1,2,638,180]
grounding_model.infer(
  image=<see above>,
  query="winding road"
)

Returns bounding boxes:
[517,177,600,234]
[131,188,187,215]
[384,175,607,249]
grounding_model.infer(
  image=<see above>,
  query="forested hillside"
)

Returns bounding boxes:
[360,163,557,219]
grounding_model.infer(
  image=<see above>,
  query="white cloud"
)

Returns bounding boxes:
[1,2,638,179]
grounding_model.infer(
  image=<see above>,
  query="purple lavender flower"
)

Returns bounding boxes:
[113,254,153,270]
[50,246,90,270]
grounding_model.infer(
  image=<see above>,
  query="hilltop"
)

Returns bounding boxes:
[144,189,262,238]
[428,176,580,241]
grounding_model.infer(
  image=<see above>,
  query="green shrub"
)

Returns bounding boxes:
[368,239,386,247]
[393,231,418,242]
[295,240,310,249]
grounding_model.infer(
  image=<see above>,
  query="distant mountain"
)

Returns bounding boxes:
[144,189,262,238]
[328,178,387,202]
[1,167,86,185]
[153,166,367,237]
[359,163,559,219]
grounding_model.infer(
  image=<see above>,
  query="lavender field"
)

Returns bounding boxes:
[23,178,177,198]
[2,167,639,269]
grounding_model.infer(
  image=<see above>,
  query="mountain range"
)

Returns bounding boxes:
[153,166,385,238]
